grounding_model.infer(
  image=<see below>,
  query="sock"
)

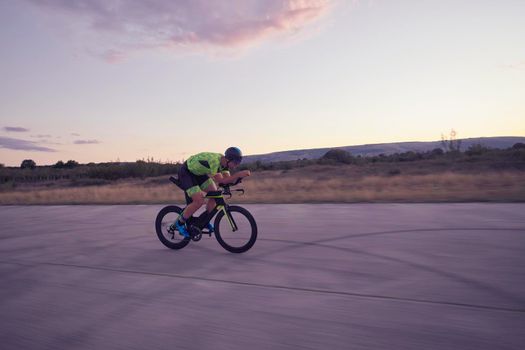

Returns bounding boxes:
[178,214,187,225]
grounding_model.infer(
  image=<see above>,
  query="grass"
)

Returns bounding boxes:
[1,167,524,204]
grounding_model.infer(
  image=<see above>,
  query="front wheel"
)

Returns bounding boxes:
[155,205,190,250]
[214,205,257,253]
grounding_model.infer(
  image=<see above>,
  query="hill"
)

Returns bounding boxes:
[243,137,525,163]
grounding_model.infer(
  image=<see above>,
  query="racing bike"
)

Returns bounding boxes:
[155,176,257,253]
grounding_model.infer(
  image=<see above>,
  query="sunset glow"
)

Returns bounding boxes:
[1,0,524,166]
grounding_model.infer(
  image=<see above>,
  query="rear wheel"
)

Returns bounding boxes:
[155,205,190,250]
[214,205,257,253]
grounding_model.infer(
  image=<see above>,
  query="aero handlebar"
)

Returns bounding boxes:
[169,175,245,197]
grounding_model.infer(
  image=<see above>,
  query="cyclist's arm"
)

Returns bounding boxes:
[212,170,250,184]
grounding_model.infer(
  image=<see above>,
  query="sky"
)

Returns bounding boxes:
[0,0,524,166]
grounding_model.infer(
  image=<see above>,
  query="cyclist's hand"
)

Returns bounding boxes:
[242,170,251,177]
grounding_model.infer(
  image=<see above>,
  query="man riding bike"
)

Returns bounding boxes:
[171,147,251,238]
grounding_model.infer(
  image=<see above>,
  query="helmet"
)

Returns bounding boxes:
[225,147,243,163]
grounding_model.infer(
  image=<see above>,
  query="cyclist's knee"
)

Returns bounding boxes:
[203,182,218,192]
[191,192,205,206]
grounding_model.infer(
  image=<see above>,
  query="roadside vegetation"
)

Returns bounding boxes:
[1,143,524,204]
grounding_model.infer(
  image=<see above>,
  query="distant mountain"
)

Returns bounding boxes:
[244,137,525,164]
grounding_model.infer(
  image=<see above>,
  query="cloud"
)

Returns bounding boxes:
[71,133,80,136]
[4,126,30,132]
[31,134,53,138]
[25,0,332,61]
[37,139,63,145]
[0,136,57,152]
[74,139,100,144]
[501,61,525,70]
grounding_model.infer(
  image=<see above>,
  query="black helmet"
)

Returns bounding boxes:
[225,147,243,163]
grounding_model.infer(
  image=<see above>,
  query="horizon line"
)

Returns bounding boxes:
[2,135,524,167]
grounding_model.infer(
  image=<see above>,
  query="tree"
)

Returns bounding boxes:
[512,142,525,150]
[53,160,65,169]
[441,129,462,153]
[64,160,79,168]
[0,163,4,168]
[21,159,36,169]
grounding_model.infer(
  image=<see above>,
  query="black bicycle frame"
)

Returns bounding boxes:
[169,175,240,232]
[185,193,238,232]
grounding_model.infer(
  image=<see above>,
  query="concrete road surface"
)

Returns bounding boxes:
[1,204,524,350]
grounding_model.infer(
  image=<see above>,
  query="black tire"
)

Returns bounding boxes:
[155,205,190,250]
[214,205,257,253]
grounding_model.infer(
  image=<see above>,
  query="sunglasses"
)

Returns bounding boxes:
[228,159,241,166]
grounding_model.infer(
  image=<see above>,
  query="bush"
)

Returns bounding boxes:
[430,148,444,157]
[321,149,354,164]
[20,159,36,169]
[65,160,79,168]
[53,160,65,169]
[512,142,525,150]
[53,159,79,169]
[465,144,490,156]
[86,161,181,180]
[397,151,422,162]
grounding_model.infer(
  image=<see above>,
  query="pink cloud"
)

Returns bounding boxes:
[26,0,332,61]
[102,49,126,64]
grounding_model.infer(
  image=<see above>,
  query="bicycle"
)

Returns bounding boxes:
[155,176,258,253]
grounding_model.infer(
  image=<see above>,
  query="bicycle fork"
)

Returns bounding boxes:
[218,205,238,232]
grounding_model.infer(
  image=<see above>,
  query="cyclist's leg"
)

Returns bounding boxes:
[180,189,205,222]
[181,173,214,221]
[200,179,218,232]
[177,166,206,223]
[201,179,218,213]
[176,189,204,237]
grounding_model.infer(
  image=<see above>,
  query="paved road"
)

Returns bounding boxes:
[1,204,524,350]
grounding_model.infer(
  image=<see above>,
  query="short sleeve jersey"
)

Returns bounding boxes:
[186,152,228,176]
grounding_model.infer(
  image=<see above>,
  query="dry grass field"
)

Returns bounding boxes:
[1,164,524,204]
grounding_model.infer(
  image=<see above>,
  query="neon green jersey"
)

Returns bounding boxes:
[186,152,228,176]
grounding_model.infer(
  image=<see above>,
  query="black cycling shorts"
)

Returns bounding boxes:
[178,162,212,203]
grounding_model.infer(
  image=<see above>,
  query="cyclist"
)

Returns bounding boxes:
[172,147,251,238]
